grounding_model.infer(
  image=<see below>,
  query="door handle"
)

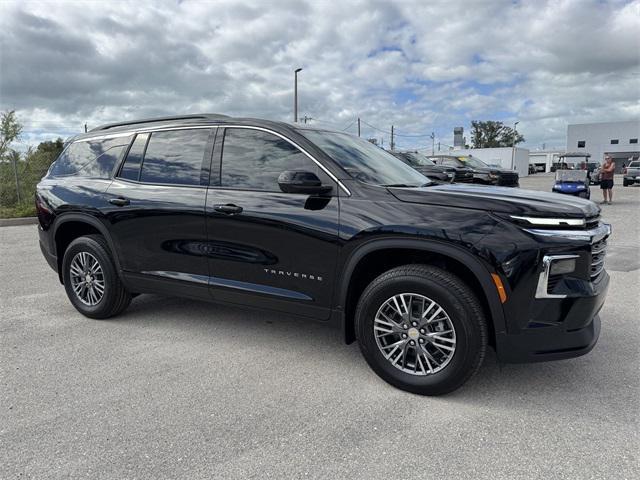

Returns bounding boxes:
[213,204,243,215]
[109,197,130,207]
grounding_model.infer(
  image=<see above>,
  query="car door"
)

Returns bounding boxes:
[105,127,215,296]
[204,126,340,320]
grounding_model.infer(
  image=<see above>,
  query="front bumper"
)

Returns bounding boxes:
[496,266,609,363]
[552,187,589,197]
[623,175,640,184]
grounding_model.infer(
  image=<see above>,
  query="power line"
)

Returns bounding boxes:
[359,119,434,138]
[341,119,356,132]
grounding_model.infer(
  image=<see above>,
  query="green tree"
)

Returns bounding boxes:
[470,120,525,148]
[0,110,23,160]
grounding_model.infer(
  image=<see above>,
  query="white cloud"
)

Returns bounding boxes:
[0,0,638,151]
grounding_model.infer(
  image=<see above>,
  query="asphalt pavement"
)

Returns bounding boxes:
[1,174,639,479]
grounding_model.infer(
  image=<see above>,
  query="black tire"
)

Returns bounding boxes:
[623,180,629,187]
[62,234,132,319]
[355,265,487,395]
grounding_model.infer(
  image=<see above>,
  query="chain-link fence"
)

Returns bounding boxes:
[0,142,62,217]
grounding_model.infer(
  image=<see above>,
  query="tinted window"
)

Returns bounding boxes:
[119,133,149,181]
[221,128,327,191]
[50,136,131,177]
[77,146,127,177]
[611,139,619,145]
[139,129,210,185]
[577,140,586,148]
[299,130,428,187]
[438,158,461,167]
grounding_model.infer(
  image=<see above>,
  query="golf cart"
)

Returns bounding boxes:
[552,168,590,199]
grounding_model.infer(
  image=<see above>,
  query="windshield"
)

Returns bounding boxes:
[556,170,587,182]
[629,161,640,168]
[300,130,431,187]
[404,152,436,166]
[458,156,488,168]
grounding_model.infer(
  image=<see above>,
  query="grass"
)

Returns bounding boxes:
[0,203,37,218]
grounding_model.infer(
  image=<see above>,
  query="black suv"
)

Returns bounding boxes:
[37,114,610,395]
[389,151,474,183]
[429,154,520,187]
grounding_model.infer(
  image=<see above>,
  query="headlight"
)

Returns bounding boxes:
[509,215,586,227]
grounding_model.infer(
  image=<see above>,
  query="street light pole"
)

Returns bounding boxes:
[511,121,519,170]
[294,68,302,123]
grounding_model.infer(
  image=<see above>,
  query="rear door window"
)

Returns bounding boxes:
[139,129,210,186]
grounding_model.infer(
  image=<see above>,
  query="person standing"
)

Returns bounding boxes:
[600,156,615,204]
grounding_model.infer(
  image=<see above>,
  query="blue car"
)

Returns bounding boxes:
[552,169,590,199]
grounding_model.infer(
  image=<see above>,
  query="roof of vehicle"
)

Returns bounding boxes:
[559,152,591,158]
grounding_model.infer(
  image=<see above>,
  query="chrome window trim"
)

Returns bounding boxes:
[76,123,351,196]
[535,254,580,299]
[511,215,586,227]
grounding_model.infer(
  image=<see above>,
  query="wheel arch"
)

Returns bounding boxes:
[53,213,122,284]
[338,238,506,347]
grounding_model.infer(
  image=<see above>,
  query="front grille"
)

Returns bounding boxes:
[547,274,562,293]
[590,237,607,280]
[453,171,474,182]
[585,215,600,230]
[498,172,519,186]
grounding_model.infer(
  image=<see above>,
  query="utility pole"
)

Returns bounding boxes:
[430,132,435,155]
[511,121,519,170]
[302,115,312,124]
[11,152,21,203]
[294,68,302,122]
[357,118,361,137]
[84,123,87,133]
[437,142,440,152]
[390,125,395,151]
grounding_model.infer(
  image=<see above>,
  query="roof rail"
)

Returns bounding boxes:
[89,113,230,132]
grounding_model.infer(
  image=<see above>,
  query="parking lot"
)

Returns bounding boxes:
[1,174,638,479]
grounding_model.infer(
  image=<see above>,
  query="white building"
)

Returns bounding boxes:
[449,147,530,176]
[567,120,640,172]
[529,149,564,173]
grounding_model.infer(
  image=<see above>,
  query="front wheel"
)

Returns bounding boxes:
[355,265,487,395]
[62,235,132,319]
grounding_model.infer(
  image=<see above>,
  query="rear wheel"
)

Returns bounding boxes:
[62,235,131,319]
[355,265,487,395]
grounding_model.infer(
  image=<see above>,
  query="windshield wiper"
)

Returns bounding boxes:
[382,182,436,188]
[381,183,418,188]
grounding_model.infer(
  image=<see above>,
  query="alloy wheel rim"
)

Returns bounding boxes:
[69,251,105,306]
[374,293,456,376]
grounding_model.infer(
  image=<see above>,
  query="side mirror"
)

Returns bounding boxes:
[278,170,332,195]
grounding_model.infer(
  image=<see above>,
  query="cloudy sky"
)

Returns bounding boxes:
[1,0,638,151]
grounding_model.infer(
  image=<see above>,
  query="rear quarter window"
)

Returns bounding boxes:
[49,136,132,178]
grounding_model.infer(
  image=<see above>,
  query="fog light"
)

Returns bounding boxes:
[549,258,576,275]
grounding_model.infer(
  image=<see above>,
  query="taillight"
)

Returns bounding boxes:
[623,167,627,174]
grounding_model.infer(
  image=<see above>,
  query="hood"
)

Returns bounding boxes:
[388,183,599,218]
[472,166,516,175]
